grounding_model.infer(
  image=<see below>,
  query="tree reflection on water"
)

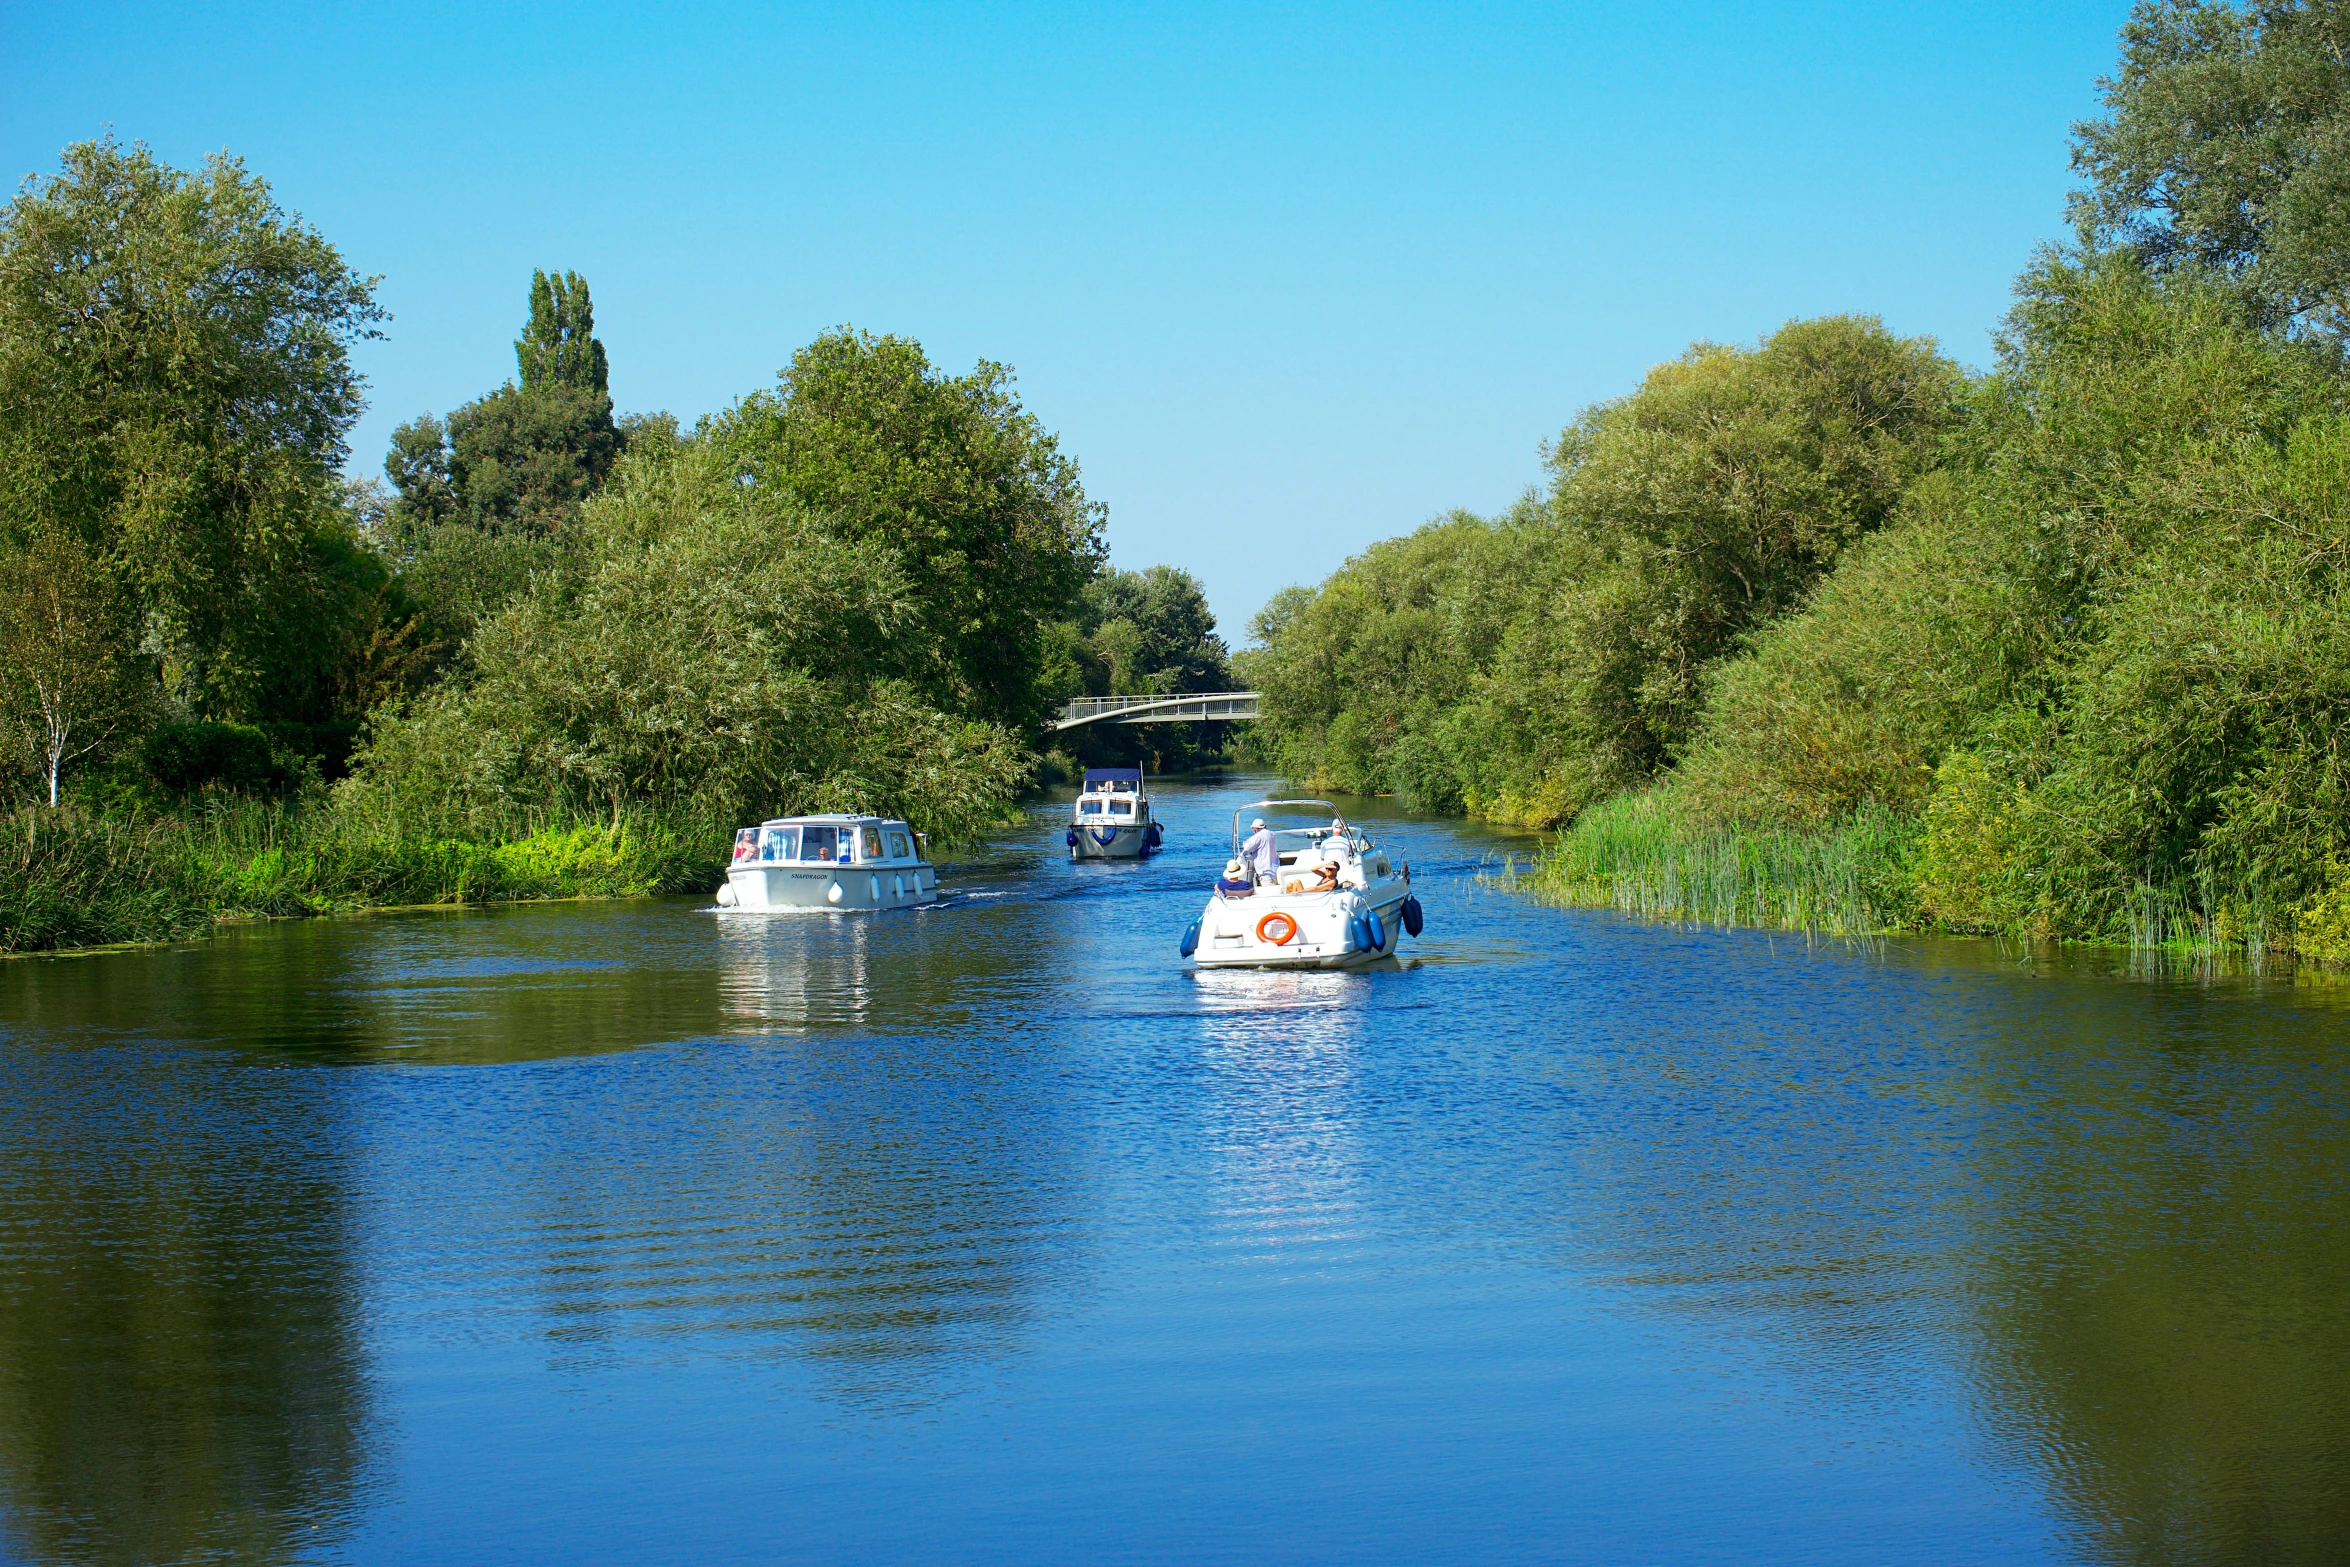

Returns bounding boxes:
[1959,961,2350,1563]
[0,1045,372,1564]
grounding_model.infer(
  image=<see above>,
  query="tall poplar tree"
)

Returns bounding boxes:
[516,270,609,393]
[383,269,620,541]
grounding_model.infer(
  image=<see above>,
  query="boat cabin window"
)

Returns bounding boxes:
[1079,800,1104,816]
[1109,801,1133,816]
[861,826,885,860]
[733,828,759,862]
[801,826,853,863]
[758,825,798,861]
[887,831,912,859]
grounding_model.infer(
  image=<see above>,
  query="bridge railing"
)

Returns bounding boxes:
[1056,692,1262,729]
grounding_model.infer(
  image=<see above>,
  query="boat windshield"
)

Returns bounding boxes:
[1230,799,1349,854]
[800,825,854,863]
[758,825,799,861]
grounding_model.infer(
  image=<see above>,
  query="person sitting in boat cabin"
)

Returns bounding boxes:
[1216,857,1255,896]
[1241,817,1280,886]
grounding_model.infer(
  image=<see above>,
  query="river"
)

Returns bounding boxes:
[0,774,2344,1565]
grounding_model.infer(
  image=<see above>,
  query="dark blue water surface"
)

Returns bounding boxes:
[2,776,2348,1565]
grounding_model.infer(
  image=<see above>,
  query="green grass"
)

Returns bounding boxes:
[1519,790,1923,938]
[0,798,720,955]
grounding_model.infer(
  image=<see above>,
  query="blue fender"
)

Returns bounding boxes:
[1179,917,1202,958]
[1065,829,1077,848]
[1146,822,1164,848]
[1347,913,1369,952]
[1367,911,1387,952]
[1401,896,1424,937]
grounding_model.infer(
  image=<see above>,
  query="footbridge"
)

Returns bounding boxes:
[1054,692,1261,730]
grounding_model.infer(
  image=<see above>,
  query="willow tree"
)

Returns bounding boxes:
[2072,0,2350,335]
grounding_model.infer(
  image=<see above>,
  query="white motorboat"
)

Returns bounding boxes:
[714,814,940,911]
[1180,798,1424,968]
[1066,767,1163,860]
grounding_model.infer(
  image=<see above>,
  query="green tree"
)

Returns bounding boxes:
[1076,566,1230,696]
[0,137,384,720]
[383,270,621,539]
[515,268,608,393]
[709,329,1106,730]
[445,381,620,531]
[1549,314,1961,766]
[383,414,455,528]
[0,533,149,804]
[2072,0,2350,335]
[1054,565,1232,771]
[1247,316,1957,823]
[380,272,625,653]
[344,440,1031,843]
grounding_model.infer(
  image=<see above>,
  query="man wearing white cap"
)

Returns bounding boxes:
[1240,817,1280,886]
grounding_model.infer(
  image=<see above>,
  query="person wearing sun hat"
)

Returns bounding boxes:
[1216,857,1255,896]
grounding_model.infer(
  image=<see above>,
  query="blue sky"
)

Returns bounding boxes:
[3,1,2131,640]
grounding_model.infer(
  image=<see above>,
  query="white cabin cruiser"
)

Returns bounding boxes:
[1180,799,1425,969]
[1066,767,1163,860]
[715,814,939,911]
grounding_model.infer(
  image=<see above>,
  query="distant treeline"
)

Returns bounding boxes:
[0,137,1231,947]
[1242,1,2350,957]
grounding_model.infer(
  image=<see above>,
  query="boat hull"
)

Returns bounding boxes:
[1189,880,1409,969]
[1070,824,1150,860]
[722,862,939,911]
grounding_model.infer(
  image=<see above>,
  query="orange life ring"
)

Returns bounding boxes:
[1256,911,1299,945]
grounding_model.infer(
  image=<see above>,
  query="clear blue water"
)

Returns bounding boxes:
[2,775,2347,1564]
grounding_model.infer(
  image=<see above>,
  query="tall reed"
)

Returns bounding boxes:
[1521,791,1921,937]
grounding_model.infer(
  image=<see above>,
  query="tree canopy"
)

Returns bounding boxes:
[516,269,608,394]
[1246,315,1958,821]
[384,270,621,540]
[2072,0,2350,334]
[708,329,1106,730]
[0,136,386,723]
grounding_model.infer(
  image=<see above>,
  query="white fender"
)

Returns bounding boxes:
[715,882,738,907]
[825,881,844,905]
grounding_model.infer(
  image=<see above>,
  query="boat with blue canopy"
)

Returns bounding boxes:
[1066,767,1162,860]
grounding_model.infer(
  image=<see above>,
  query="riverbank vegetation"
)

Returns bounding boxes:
[1247,2,2350,960]
[0,137,1233,951]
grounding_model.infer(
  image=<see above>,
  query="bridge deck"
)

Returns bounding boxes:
[1055,692,1261,730]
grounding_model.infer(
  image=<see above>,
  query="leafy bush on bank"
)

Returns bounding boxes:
[0,800,713,955]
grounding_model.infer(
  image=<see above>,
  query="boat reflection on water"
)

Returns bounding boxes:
[493,901,1081,1413]
[714,905,882,1030]
[1184,965,1381,1268]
